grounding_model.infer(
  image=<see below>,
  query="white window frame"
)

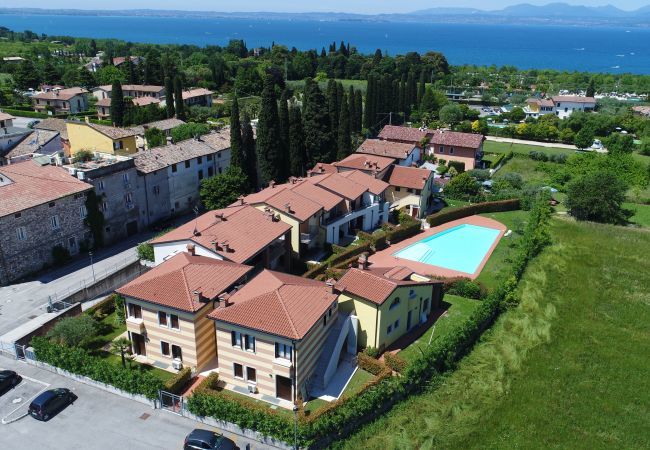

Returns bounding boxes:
[275,342,292,360]
[50,215,60,230]
[449,147,455,155]
[16,226,27,241]
[439,146,445,153]
[244,335,256,353]
[79,205,88,219]
[97,180,105,190]
[233,362,244,380]
[158,311,168,327]
[232,331,242,349]
[160,340,170,357]
[169,314,180,331]
[246,366,257,383]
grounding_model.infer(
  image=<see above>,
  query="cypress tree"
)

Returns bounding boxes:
[363,74,374,130]
[241,112,258,190]
[392,79,400,124]
[230,96,243,169]
[164,76,175,119]
[127,58,137,84]
[288,104,306,176]
[327,79,339,137]
[256,75,282,184]
[398,79,406,119]
[302,78,332,165]
[277,89,291,182]
[586,78,596,97]
[406,71,416,116]
[110,80,124,127]
[417,69,426,109]
[348,86,356,134]
[337,94,352,160]
[173,76,185,120]
[354,89,363,133]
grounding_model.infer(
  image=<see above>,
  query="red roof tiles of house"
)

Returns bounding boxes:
[312,172,368,200]
[551,95,596,104]
[0,160,92,218]
[151,205,291,264]
[0,112,16,121]
[527,98,555,108]
[209,270,336,339]
[182,88,214,100]
[333,153,396,172]
[132,97,161,107]
[357,139,417,160]
[116,253,252,313]
[335,267,437,305]
[309,162,337,175]
[429,130,484,149]
[377,125,431,143]
[32,87,88,101]
[386,165,433,190]
[264,188,323,221]
[291,181,342,211]
[339,170,389,196]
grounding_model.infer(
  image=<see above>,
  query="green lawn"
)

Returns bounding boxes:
[624,202,650,227]
[484,140,575,157]
[304,368,375,414]
[335,218,650,449]
[398,295,481,363]
[494,155,558,186]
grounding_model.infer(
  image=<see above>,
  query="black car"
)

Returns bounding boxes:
[184,429,236,450]
[0,370,20,394]
[28,388,76,421]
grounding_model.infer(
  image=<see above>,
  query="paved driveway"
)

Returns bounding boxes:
[0,356,272,449]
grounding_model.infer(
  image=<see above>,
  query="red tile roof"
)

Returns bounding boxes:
[312,172,368,200]
[33,87,88,101]
[429,130,484,149]
[552,95,596,104]
[182,88,214,100]
[333,153,396,172]
[378,125,431,143]
[151,205,291,264]
[132,97,161,107]
[0,112,16,121]
[291,181,342,211]
[264,188,323,221]
[387,165,433,190]
[209,270,336,339]
[339,170,389,196]
[335,267,436,305]
[357,139,417,160]
[116,253,252,313]
[309,162,338,175]
[527,98,555,108]
[0,160,92,218]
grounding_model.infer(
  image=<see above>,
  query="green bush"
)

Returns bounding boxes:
[163,367,192,394]
[303,262,327,279]
[136,242,154,262]
[0,108,49,119]
[357,353,386,376]
[384,353,407,373]
[114,294,126,325]
[426,199,520,227]
[327,242,372,268]
[46,315,97,348]
[446,279,485,299]
[363,347,380,358]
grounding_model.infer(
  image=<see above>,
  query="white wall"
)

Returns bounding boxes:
[153,240,222,265]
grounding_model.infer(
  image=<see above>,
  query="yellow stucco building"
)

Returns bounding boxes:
[66,120,138,157]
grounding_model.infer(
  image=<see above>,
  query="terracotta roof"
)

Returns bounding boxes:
[116,252,252,313]
[386,165,433,190]
[97,84,164,93]
[378,125,431,143]
[129,118,185,135]
[33,87,88,101]
[309,162,338,175]
[552,95,596,104]
[68,122,136,140]
[200,129,232,153]
[333,153,396,172]
[339,170,389,196]
[209,270,336,339]
[429,130,484,149]
[134,139,217,174]
[182,88,214,100]
[0,112,16,121]
[151,205,291,264]
[0,160,92,217]
[6,130,60,159]
[132,97,161,107]
[95,98,111,107]
[264,188,323,221]
[112,56,142,66]
[291,181,342,211]
[34,118,68,140]
[357,139,417,160]
[312,172,367,200]
[527,98,554,107]
[335,267,433,305]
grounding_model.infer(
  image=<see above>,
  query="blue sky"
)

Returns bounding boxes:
[4,1,648,13]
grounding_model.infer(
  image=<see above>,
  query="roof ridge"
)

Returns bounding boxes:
[274,288,299,339]
[0,167,89,188]
[179,264,196,310]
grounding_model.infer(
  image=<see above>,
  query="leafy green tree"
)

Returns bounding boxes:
[439,103,463,126]
[230,96,243,168]
[111,337,132,368]
[302,78,332,165]
[46,315,97,348]
[586,78,596,97]
[174,75,185,120]
[136,242,154,262]
[144,127,166,148]
[170,122,209,143]
[241,111,258,189]
[566,170,629,223]
[13,60,40,89]
[164,76,175,118]
[114,295,126,325]
[444,172,481,200]
[256,75,282,184]
[419,88,447,115]
[508,107,526,123]
[603,133,634,155]
[574,127,595,150]
[110,80,125,127]
[337,93,352,160]
[639,139,650,156]
[288,104,306,176]
[96,65,126,86]
[200,166,249,209]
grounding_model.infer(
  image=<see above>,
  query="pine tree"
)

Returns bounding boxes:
[302,78,332,165]
[256,75,282,184]
[241,112,258,189]
[164,76,175,119]
[110,80,125,127]
[174,76,185,120]
[586,78,596,98]
[337,94,352,160]
[417,69,426,109]
[230,96,243,169]
[288,104,306,176]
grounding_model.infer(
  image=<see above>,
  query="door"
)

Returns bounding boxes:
[407,310,412,330]
[126,220,138,237]
[131,333,146,356]
[276,375,292,401]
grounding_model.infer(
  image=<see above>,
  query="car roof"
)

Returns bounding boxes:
[0,370,16,377]
[31,388,67,405]
[188,429,217,442]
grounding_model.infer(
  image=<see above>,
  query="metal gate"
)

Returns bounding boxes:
[159,390,184,415]
[14,344,26,360]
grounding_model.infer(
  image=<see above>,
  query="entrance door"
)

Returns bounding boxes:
[276,375,292,401]
[126,220,138,237]
[131,333,146,356]
[407,310,412,330]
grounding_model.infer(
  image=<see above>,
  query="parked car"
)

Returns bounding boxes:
[28,388,76,421]
[183,429,236,450]
[0,370,21,394]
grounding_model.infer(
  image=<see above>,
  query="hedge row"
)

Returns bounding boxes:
[304,242,372,279]
[1,108,50,119]
[31,337,163,399]
[163,367,192,394]
[357,353,387,376]
[426,199,520,227]
[384,353,408,373]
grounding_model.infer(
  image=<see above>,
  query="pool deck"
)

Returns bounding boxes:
[369,215,507,280]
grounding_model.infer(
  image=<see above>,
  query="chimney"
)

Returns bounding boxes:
[221,241,230,253]
[307,169,313,178]
[214,212,225,222]
[186,243,196,255]
[210,240,220,252]
[284,202,292,213]
[269,180,276,188]
[325,278,337,294]
[84,116,90,124]
[318,164,325,174]
[192,290,205,303]
[357,253,368,270]
[218,292,232,307]
[237,195,245,206]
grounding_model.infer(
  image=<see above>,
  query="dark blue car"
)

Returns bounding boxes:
[28,388,76,421]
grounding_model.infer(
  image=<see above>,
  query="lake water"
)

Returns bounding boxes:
[1,14,649,73]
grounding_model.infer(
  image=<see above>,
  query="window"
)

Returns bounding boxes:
[275,343,292,360]
[49,201,55,208]
[170,314,180,330]
[246,367,257,382]
[160,341,170,356]
[50,215,60,230]
[449,147,455,155]
[323,315,327,327]
[158,311,168,327]
[233,363,243,379]
[198,170,203,181]
[208,167,214,177]
[409,289,416,299]
[125,193,133,205]
[423,298,429,311]
[244,335,255,352]
[185,160,190,169]
[97,180,105,190]
[439,146,445,154]
[171,164,177,173]
[389,297,401,310]
[231,331,242,348]
[153,185,160,196]
[14,212,21,218]
[79,205,88,219]
[387,324,393,334]
[122,172,129,184]
[16,226,27,241]
[68,237,76,250]
[395,186,401,192]
[127,303,142,319]
[113,141,124,150]
[217,152,221,158]
[207,154,213,161]
[171,345,182,361]
[394,319,400,330]
[197,156,202,164]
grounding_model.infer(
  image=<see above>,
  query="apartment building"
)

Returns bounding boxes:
[93,84,165,101]
[66,120,138,157]
[32,87,89,115]
[429,130,484,170]
[385,165,436,219]
[356,139,421,167]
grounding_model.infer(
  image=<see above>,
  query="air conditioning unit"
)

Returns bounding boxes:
[172,358,183,370]
[247,383,258,394]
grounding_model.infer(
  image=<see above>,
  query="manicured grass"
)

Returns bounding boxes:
[305,368,375,414]
[335,218,650,449]
[215,387,294,418]
[85,310,126,352]
[624,202,650,227]
[96,350,175,382]
[484,140,575,157]
[398,295,481,363]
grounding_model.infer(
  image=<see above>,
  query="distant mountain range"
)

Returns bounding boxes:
[2,3,650,27]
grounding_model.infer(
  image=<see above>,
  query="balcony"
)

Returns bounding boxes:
[126,317,145,334]
[272,357,293,378]
[300,231,318,244]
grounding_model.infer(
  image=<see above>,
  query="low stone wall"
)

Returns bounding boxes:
[63,260,148,305]
[14,303,82,347]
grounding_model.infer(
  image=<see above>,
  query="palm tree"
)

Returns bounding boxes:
[111,337,132,368]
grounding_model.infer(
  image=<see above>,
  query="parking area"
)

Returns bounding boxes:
[0,375,49,424]
[0,357,276,449]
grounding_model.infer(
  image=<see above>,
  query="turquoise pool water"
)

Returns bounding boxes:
[393,224,501,274]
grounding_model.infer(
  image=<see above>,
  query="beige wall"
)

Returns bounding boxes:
[432,144,478,170]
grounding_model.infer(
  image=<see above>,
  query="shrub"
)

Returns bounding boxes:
[529,150,548,162]
[357,353,386,376]
[384,353,407,373]
[163,367,192,394]
[303,262,327,279]
[327,242,372,267]
[363,347,380,358]
[46,315,97,348]
[426,199,520,227]
[51,245,71,265]
[468,169,491,181]
[73,149,94,163]
[136,242,154,262]
[447,160,466,173]
[114,294,126,325]
[446,278,485,299]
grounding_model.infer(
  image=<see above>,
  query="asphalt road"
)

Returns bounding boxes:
[0,356,270,450]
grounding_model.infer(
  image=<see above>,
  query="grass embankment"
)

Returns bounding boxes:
[483,140,575,157]
[624,202,650,228]
[304,369,375,414]
[335,218,650,449]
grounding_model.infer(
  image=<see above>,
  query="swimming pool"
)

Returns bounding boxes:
[393,224,501,275]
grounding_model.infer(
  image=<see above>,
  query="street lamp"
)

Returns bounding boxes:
[292,404,299,450]
[89,251,96,282]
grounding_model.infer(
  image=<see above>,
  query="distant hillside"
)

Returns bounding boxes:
[413,2,649,18]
